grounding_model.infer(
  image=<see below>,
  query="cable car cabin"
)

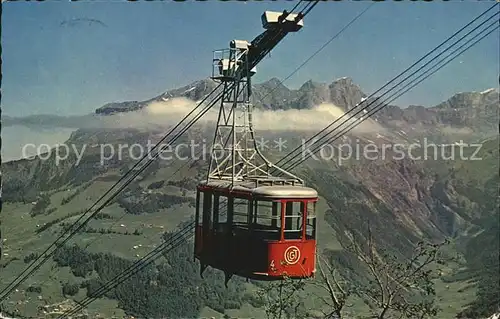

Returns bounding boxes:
[194,181,318,283]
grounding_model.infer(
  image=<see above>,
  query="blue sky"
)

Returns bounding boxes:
[2,1,498,117]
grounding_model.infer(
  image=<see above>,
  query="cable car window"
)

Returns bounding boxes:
[254,200,281,241]
[284,201,303,240]
[195,190,202,225]
[217,196,228,224]
[212,195,220,233]
[254,201,272,226]
[253,201,281,228]
[306,201,316,238]
[233,198,249,229]
[202,191,212,231]
[271,201,280,229]
[202,192,212,218]
[211,195,229,234]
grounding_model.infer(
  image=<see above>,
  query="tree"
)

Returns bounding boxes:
[311,254,352,318]
[257,276,307,319]
[457,214,500,318]
[341,224,447,319]
[62,282,80,296]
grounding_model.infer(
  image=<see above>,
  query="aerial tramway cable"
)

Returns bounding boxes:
[4,85,240,297]
[57,225,194,319]
[0,83,225,301]
[56,4,497,318]
[206,2,499,221]
[286,18,500,172]
[278,6,499,172]
[23,155,200,295]
[276,3,498,172]
[1,0,315,306]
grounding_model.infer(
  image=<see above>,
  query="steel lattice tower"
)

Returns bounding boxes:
[207,40,303,188]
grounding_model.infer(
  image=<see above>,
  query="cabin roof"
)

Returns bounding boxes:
[252,185,318,199]
[198,180,317,199]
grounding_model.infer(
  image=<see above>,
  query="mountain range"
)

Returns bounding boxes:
[94,77,498,136]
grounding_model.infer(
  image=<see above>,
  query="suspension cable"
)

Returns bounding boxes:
[280,7,498,171]
[271,2,499,172]
[0,82,227,301]
[287,21,499,172]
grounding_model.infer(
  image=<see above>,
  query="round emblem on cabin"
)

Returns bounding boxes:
[284,246,300,265]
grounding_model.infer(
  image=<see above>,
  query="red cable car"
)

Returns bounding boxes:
[194,181,318,284]
[194,11,316,284]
